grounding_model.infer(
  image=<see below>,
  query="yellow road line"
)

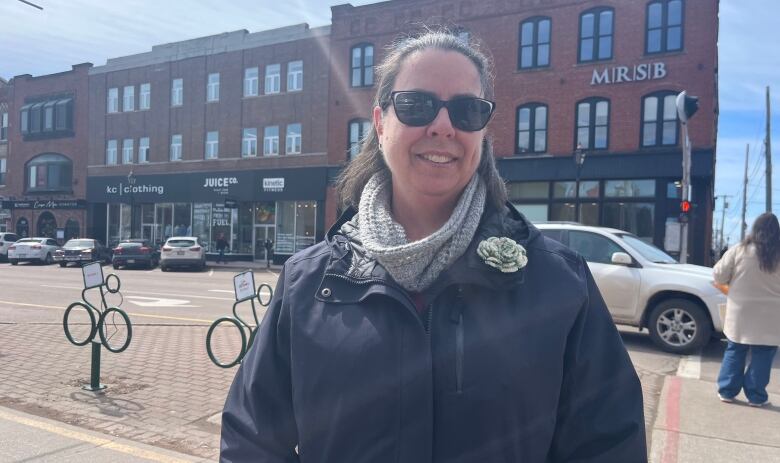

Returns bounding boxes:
[0,409,193,462]
[0,300,211,324]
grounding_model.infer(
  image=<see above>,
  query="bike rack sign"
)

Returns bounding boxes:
[233,270,256,302]
[82,262,105,289]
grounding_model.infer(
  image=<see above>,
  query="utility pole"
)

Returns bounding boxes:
[676,91,699,264]
[741,144,749,241]
[719,197,729,251]
[767,86,773,212]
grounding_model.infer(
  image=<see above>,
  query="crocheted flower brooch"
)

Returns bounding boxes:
[477,237,528,273]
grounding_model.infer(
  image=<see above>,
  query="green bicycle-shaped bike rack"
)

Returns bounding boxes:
[63,262,133,391]
[206,270,273,368]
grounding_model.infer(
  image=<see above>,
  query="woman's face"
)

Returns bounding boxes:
[374,49,486,207]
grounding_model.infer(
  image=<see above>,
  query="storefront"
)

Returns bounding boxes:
[1,200,87,241]
[87,168,327,263]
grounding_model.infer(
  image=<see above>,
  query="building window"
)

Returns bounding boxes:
[122,138,134,164]
[0,158,6,185]
[244,67,258,97]
[207,73,220,102]
[264,126,279,156]
[30,103,42,133]
[106,139,118,165]
[287,60,303,92]
[171,78,183,106]
[54,99,70,131]
[286,123,301,154]
[0,112,7,140]
[642,92,678,147]
[604,179,656,198]
[519,17,551,69]
[123,85,135,111]
[348,119,371,160]
[138,137,149,163]
[242,128,257,157]
[140,83,151,110]
[43,101,55,131]
[265,64,281,94]
[205,131,219,159]
[170,134,182,161]
[20,104,30,134]
[647,0,683,54]
[516,104,547,154]
[25,153,73,193]
[275,201,317,254]
[576,98,609,150]
[107,87,119,113]
[351,44,374,87]
[579,8,614,62]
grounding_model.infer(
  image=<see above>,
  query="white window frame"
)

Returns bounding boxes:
[242,128,258,157]
[348,119,371,159]
[138,137,149,163]
[286,123,301,154]
[107,88,119,113]
[122,138,134,164]
[207,73,220,102]
[263,126,279,156]
[171,78,183,106]
[244,67,259,97]
[0,112,8,141]
[106,139,118,165]
[123,85,135,111]
[0,158,6,185]
[170,134,182,161]
[287,60,303,92]
[265,64,281,94]
[139,83,151,110]
[205,131,219,159]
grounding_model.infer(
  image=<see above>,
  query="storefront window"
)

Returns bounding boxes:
[255,202,275,225]
[579,181,600,199]
[275,201,296,254]
[512,203,548,222]
[550,203,576,221]
[156,204,173,242]
[173,203,191,236]
[211,205,232,252]
[237,203,254,254]
[108,204,120,245]
[193,203,211,251]
[120,204,131,240]
[667,181,682,199]
[580,202,600,226]
[295,201,317,252]
[507,182,549,200]
[553,182,576,198]
[604,179,655,198]
[603,202,655,241]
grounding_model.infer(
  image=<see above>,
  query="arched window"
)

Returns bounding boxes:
[37,211,56,238]
[25,153,73,193]
[641,91,679,147]
[16,217,29,238]
[516,104,548,154]
[518,17,551,69]
[646,0,684,54]
[348,118,371,160]
[575,98,610,150]
[65,218,80,240]
[579,7,614,62]
[351,43,374,87]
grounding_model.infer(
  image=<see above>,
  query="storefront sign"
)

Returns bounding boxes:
[591,62,667,86]
[262,178,285,193]
[2,200,87,210]
[203,176,239,196]
[233,270,256,302]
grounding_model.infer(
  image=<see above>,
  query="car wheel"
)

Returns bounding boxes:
[10,259,18,266]
[648,298,712,354]
[160,265,168,272]
[59,262,67,268]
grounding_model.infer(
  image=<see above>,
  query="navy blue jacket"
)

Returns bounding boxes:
[221,205,647,462]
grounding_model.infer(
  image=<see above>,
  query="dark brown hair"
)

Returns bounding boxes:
[744,212,780,273]
[335,29,507,211]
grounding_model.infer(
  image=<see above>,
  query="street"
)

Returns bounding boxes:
[0,261,778,462]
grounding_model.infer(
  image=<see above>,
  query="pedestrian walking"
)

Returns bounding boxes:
[714,212,780,407]
[215,233,228,264]
[220,29,646,462]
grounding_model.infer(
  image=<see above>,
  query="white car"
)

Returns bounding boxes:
[536,223,726,354]
[160,236,207,271]
[0,232,20,261]
[7,237,61,266]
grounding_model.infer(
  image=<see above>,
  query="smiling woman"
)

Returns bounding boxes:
[221,29,648,463]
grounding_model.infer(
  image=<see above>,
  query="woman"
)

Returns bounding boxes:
[221,31,646,462]
[714,212,780,407]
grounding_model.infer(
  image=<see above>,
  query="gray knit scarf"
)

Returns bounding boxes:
[342,171,486,292]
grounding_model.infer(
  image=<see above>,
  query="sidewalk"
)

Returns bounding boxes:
[650,375,780,462]
[0,405,209,462]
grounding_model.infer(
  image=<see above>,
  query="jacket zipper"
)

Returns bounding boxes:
[324,272,422,327]
[454,286,464,394]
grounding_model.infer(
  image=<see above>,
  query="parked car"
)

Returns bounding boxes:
[112,239,160,269]
[7,237,60,265]
[160,236,206,271]
[535,222,726,354]
[0,232,20,262]
[54,238,111,267]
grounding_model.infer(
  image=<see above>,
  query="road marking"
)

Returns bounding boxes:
[0,408,193,463]
[40,285,234,301]
[208,289,233,293]
[125,296,197,308]
[676,354,701,379]
[208,269,214,276]
[0,300,211,324]
[661,376,682,463]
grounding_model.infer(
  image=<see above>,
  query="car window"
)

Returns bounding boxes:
[167,239,195,248]
[65,239,94,247]
[47,239,58,246]
[17,238,38,243]
[119,242,142,248]
[568,231,625,265]
[539,229,565,244]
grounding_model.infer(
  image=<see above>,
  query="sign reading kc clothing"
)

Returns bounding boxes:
[2,200,87,210]
[87,171,256,203]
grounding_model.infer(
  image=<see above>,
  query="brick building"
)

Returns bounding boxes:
[2,64,93,240]
[0,78,10,231]
[85,24,331,262]
[327,0,718,265]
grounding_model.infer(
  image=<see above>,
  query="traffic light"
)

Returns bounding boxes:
[679,200,692,223]
[676,91,700,123]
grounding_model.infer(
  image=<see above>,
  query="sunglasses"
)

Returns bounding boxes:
[386,91,496,132]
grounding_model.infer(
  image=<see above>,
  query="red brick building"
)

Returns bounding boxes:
[0,78,10,231]
[3,64,93,241]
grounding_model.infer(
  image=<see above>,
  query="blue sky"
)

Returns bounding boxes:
[1,0,777,246]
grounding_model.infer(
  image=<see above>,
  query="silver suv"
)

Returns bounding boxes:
[0,232,20,261]
[536,223,726,354]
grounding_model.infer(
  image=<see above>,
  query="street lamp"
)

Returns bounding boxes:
[574,143,587,223]
[127,170,136,238]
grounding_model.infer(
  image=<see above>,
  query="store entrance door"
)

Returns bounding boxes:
[254,226,275,261]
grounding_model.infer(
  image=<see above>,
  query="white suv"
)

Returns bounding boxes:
[160,236,206,271]
[536,223,726,354]
[0,232,20,261]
